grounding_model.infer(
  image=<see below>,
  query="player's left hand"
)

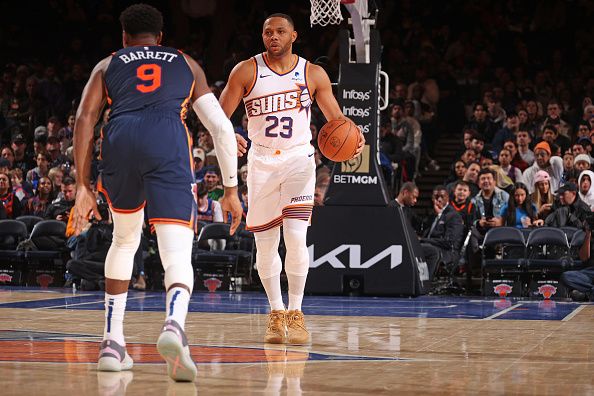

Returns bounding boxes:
[220,186,243,235]
[72,185,100,236]
[352,129,365,158]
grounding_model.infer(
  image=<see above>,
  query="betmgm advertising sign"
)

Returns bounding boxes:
[324,29,389,206]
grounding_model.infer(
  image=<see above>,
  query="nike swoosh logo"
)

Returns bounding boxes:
[259,74,271,78]
[308,153,314,157]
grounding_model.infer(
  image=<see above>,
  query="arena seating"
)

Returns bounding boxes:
[481,226,585,298]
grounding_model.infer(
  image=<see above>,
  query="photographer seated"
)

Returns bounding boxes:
[545,182,591,228]
[45,176,76,222]
[420,185,464,281]
[561,223,594,301]
[66,198,146,291]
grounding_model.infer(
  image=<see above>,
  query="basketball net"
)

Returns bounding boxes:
[310,0,344,26]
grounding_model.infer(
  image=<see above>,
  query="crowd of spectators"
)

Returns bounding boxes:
[1,1,594,295]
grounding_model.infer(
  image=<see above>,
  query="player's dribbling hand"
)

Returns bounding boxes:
[352,129,365,158]
[72,185,100,236]
[220,186,243,235]
[235,133,248,157]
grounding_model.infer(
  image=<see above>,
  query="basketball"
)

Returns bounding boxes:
[317,119,360,162]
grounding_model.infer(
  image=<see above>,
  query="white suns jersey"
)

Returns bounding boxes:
[243,53,312,150]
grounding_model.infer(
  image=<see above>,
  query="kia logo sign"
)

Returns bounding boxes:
[308,244,403,269]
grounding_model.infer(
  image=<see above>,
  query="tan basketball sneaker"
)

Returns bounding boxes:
[264,310,287,344]
[286,310,311,345]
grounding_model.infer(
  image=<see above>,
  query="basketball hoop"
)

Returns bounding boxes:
[310,0,344,26]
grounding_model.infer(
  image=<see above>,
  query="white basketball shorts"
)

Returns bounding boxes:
[246,143,315,232]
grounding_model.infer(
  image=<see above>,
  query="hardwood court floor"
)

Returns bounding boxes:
[0,288,593,395]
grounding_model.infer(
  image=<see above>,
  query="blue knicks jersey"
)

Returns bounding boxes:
[104,45,194,118]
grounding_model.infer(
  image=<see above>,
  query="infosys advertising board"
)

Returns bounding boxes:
[324,57,389,206]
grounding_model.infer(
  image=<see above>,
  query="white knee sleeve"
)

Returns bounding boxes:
[255,228,282,280]
[154,224,195,292]
[283,219,310,277]
[104,210,144,281]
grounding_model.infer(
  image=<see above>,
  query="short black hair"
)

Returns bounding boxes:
[399,181,418,194]
[264,13,294,28]
[120,4,163,36]
[433,185,447,193]
[62,176,76,186]
[478,168,496,180]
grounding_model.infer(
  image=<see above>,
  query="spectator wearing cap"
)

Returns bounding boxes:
[492,111,520,155]
[10,133,33,174]
[516,130,535,166]
[203,166,224,201]
[193,147,206,183]
[531,170,555,220]
[522,141,564,194]
[578,170,594,211]
[574,154,591,172]
[545,182,591,227]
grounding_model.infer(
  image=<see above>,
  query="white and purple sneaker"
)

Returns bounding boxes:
[97,339,133,372]
[157,320,197,382]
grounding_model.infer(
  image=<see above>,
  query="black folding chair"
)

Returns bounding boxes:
[16,215,44,235]
[24,220,68,287]
[526,227,571,299]
[481,227,526,297]
[0,219,28,285]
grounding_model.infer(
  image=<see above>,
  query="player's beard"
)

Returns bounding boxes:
[267,41,292,59]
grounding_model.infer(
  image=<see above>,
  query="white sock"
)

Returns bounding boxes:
[166,287,191,329]
[287,274,307,311]
[261,274,285,311]
[104,292,127,345]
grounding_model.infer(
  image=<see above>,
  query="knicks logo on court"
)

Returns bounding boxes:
[245,84,310,116]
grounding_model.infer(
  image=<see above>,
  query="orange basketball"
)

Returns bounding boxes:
[317,119,360,162]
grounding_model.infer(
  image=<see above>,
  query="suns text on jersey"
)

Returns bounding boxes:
[245,90,302,117]
[118,51,178,64]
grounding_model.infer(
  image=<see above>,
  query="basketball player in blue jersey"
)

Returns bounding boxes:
[72,4,242,381]
[220,14,364,345]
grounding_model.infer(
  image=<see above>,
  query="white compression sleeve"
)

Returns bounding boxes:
[192,93,238,187]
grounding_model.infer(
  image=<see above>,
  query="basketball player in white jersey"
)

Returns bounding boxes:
[220,13,364,344]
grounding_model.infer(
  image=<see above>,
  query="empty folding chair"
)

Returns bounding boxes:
[560,227,579,245]
[25,220,68,287]
[526,227,570,299]
[16,215,44,235]
[481,227,526,297]
[193,223,252,292]
[0,219,28,285]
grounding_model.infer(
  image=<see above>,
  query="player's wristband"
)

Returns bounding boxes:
[192,93,238,187]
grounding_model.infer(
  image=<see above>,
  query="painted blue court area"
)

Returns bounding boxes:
[0,287,589,320]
